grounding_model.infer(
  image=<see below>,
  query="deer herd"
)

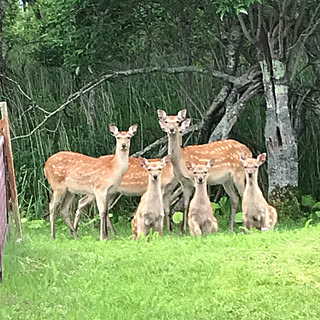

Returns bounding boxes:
[44,109,278,241]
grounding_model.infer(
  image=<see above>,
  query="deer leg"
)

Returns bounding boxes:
[189,217,201,236]
[105,193,117,235]
[222,181,240,232]
[61,191,78,238]
[49,188,66,240]
[74,194,95,232]
[162,190,172,232]
[181,185,194,235]
[95,191,108,241]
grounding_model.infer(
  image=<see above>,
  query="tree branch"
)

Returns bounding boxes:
[12,65,238,140]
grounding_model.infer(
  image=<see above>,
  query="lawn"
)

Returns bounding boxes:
[1,218,320,320]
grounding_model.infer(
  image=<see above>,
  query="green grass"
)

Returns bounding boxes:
[1,219,320,320]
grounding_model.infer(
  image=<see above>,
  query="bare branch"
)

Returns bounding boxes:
[12,65,238,140]
[238,14,255,45]
[0,73,32,101]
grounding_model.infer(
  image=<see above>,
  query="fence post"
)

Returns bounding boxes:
[0,101,22,240]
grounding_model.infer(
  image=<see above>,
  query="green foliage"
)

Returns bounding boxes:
[2,221,320,319]
[235,211,243,223]
[214,0,262,19]
[301,194,317,208]
[172,211,183,224]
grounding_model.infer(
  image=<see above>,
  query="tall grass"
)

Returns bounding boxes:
[0,64,319,220]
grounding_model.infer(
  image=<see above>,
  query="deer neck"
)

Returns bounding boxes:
[194,182,209,203]
[146,177,162,204]
[167,132,186,179]
[113,148,130,175]
[245,174,263,198]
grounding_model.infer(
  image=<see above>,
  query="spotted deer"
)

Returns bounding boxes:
[158,109,252,234]
[44,124,138,240]
[185,160,218,236]
[240,153,277,231]
[73,123,190,233]
[131,156,170,239]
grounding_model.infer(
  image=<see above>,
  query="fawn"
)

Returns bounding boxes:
[132,156,170,239]
[158,109,252,234]
[44,124,138,240]
[186,160,218,236]
[241,153,277,231]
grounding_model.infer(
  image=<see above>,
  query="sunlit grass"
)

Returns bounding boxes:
[1,219,320,320]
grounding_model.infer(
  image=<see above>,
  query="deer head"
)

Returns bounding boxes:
[240,153,266,180]
[110,124,138,151]
[157,109,187,134]
[139,155,170,182]
[185,159,215,184]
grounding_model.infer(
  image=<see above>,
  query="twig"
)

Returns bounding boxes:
[0,73,32,101]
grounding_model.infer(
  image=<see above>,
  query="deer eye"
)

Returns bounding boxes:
[148,169,151,171]
[254,165,258,168]
[176,120,179,123]
[165,120,168,124]
[244,166,247,169]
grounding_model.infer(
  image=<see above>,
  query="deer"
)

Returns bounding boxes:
[240,153,277,231]
[131,156,170,239]
[44,124,138,240]
[185,160,218,236]
[72,122,190,234]
[158,109,252,234]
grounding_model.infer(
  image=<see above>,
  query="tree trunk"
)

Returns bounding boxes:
[0,5,4,73]
[260,60,299,196]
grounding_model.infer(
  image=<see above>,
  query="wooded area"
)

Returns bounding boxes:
[0,0,319,220]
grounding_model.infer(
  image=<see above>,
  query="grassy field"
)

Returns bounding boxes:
[1,218,320,320]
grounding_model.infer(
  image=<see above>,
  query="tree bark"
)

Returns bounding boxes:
[260,60,299,196]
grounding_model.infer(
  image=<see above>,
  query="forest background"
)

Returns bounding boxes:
[0,0,319,222]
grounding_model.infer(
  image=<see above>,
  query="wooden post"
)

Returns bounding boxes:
[0,102,22,240]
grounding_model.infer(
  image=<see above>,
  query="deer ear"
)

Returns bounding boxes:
[177,109,187,121]
[257,153,266,165]
[139,157,149,169]
[207,159,215,168]
[109,124,119,136]
[239,152,247,164]
[180,118,191,131]
[161,155,170,167]
[157,109,167,120]
[185,161,194,171]
[128,124,138,136]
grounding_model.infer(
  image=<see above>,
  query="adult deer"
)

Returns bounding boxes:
[158,109,252,234]
[44,124,138,240]
[185,160,218,236]
[72,123,190,233]
[131,156,170,239]
[240,153,277,231]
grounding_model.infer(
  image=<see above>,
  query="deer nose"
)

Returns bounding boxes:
[121,143,127,149]
[153,174,158,180]
[198,177,203,183]
[169,127,174,133]
[248,173,253,178]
